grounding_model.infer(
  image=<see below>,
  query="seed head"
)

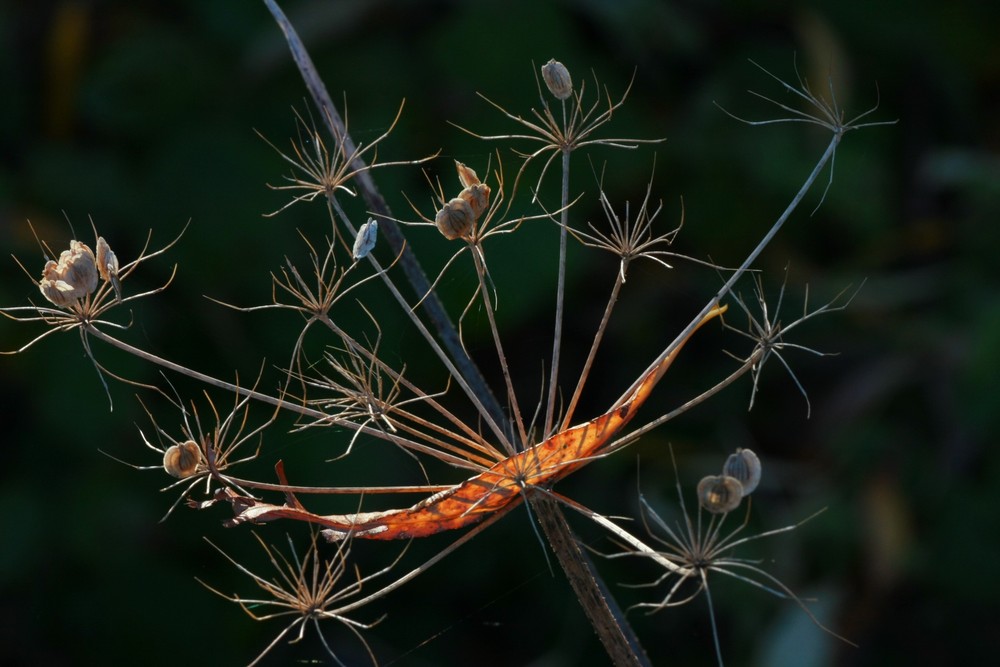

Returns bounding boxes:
[697,474,743,514]
[38,240,99,307]
[163,440,202,479]
[435,197,475,240]
[541,59,573,100]
[722,448,761,496]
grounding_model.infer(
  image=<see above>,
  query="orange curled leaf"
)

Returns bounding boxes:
[226,306,726,539]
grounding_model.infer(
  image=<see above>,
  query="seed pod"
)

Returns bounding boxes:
[723,448,761,496]
[38,240,99,307]
[697,474,743,514]
[96,236,122,302]
[163,440,202,479]
[541,59,573,100]
[352,218,378,260]
[455,161,481,189]
[435,197,475,240]
[458,182,491,219]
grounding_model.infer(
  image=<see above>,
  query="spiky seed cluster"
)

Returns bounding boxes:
[434,161,491,240]
[39,240,99,307]
[697,447,763,514]
[541,59,573,100]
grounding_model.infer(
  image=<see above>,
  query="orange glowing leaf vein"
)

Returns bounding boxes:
[226,306,726,539]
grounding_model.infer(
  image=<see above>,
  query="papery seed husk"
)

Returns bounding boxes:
[38,240,99,307]
[541,59,573,100]
[96,236,122,301]
[723,448,761,496]
[163,440,202,479]
[353,218,378,259]
[455,161,481,189]
[435,197,475,240]
[697,474,743,514]
[458,182,491,219]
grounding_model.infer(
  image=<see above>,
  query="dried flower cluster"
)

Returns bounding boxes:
[2,7,893,664]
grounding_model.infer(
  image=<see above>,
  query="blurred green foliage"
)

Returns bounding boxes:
[2,0,998,665]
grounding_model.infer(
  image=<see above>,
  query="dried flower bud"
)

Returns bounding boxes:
[163,440,202,479]
[541,59,573,100]
[38,240,99,307]
[458,182,491,219]
[96,236,122,302]
[697,474,743,514]
[722,448,761,497]
[455,161,481,189]
[353,218,378,260]
[435,197,475,240]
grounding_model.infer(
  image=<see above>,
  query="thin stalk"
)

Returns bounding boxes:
[471,245,528,449]
[561,269,624,431]
[544,147,572,437]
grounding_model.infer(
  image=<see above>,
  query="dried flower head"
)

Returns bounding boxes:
[38,240,99,307]
[541,58,573,100]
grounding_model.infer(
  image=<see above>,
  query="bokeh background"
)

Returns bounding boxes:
[2,1,998,665]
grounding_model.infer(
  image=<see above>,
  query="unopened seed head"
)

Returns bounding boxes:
[541,59,573,100]
[697,474,743,514]
[163,440,202,479]
[723,448,761,496]
[38,240,99,307]
[435,197,475,240]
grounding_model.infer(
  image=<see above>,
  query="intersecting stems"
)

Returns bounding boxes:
[612,132,842,411]
[263,0,508,439]
[531,493,652,667]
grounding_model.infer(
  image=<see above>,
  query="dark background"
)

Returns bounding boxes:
[2,1,997,665]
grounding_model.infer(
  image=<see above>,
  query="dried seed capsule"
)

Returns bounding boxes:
[352,218,378,260]
[697,474,743,514]
[38,240,99,307]
[163,440,202,479]
[723,448,761,496]
[96,236,122,302]
[455,161,481,189]
[541,59,573,100]
[458,182,491,219]
[435,197,475,240]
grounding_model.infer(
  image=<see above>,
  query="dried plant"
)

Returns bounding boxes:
[0,1,894,664]
[582,448,853,667]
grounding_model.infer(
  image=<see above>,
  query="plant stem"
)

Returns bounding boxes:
[544,147,572,437]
